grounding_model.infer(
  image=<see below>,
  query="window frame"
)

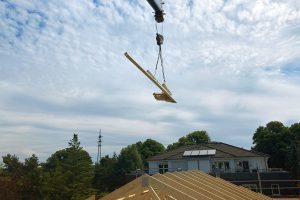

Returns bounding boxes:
[212,161,231,172]
[271,184,280,195]
[158,163,168,174]
[236,160,250,172]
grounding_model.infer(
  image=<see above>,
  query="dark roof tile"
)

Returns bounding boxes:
[147,142,269,161]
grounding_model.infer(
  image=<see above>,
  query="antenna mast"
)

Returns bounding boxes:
[97,129,102,164]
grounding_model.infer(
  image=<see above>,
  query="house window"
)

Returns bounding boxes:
[271,184,280,195]
[242,184,258,192]
[212,161,230,172]
[158,163,168,174]
[236,161,250,172]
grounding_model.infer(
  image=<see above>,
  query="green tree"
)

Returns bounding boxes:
[290,123,300,140]
[68,133,81,149]
[0,154,23,199]
[0,154,42,200]
[117,144,143,173]
[23,154,42,200]
[93,139,165,195]
[290,123,300,178]
[252,121,294,170]
[2,154,23,174]
[186,131,210,144]
[167,130,211,151]
[138,139,165,167]
[42,134,94,200]
[93,155,118,195]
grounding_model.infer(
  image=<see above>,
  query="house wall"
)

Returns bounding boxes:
[187,160,198,170]
[187,159,210,172]
[168,160,188,172]
[148,160,188,174]
[148,156,268,174]
[148,161,159,174]
[151,159,211,173]
[210,158,235,172]
[199,159,210,172]
[255,157,268,170]
[233,157,267,172]
[211,157,267,172]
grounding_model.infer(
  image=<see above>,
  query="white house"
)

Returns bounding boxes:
[147,142,269,174]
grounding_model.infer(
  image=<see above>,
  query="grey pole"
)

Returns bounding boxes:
[257,170,263,193]
[97,130,102,164]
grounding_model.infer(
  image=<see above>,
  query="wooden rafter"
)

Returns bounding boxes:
[99,171,273,200]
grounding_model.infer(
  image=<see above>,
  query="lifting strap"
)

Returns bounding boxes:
[154,23,166,84]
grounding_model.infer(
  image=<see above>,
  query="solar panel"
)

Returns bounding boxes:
[199,150,208,155]
[191,150,200,156]
[183,149,216,156]
[207,149,216,155]
[183,150,192,156]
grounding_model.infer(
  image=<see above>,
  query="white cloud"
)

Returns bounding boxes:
[0,0,300,161]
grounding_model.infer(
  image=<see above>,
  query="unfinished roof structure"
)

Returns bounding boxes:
[100,170,272,200]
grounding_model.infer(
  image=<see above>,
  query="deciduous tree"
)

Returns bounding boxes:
[252,121,295,170]
[137,139,165,167]
[167,130,211,151]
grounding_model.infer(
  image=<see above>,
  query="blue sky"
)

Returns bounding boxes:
[1,0,300,162]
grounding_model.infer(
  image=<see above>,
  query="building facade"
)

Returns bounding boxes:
[147,142,297,196]
[147,142,269,174]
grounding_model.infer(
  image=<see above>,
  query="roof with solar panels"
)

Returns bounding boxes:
[147,142,269,161]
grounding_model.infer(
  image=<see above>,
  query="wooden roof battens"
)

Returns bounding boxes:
[185,173,253,200]
[166,195,177,200]
[150,174,197,200]
[157,173,215,200]
[237,185,271,200]
[209,174,269,200]
[149,185,161,200]
[99,176,146,200]
[163,172,215,199]
[190,170,266,200]
[167,172,228,200]
[203,173,267,200]
[100,171,272,200]
[186,171,255,200]
[176,171,240,200]
[213,176,270,200]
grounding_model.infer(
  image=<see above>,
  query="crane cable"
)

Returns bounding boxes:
[154,22,166,83]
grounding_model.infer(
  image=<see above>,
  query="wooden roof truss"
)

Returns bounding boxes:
[100,170,272,200]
